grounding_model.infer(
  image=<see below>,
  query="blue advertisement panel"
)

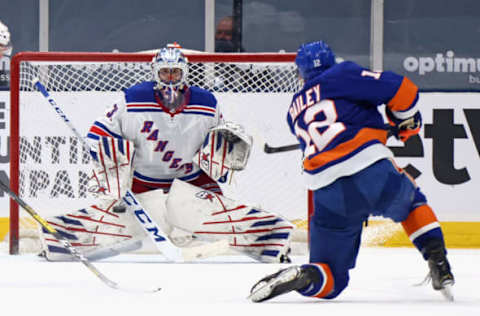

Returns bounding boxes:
[384,0,480,91]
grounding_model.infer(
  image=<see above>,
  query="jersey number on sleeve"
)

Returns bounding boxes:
[294,99,345,156]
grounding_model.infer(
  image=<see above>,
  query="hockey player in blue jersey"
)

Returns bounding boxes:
[249,41,455,302]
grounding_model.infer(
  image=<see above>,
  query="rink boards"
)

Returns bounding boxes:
[0,91,479,248]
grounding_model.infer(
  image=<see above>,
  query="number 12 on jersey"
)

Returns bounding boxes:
[294,99,345,157]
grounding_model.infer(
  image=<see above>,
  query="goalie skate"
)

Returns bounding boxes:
[249,266,311,302]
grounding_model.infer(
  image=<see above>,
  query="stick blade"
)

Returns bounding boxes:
[264,143,300,154]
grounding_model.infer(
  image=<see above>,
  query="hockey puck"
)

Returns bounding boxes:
[113,205,126,213]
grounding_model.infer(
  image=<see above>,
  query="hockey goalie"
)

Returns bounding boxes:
[38,45,293,263]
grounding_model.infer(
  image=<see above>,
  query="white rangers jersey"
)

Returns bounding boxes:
[87,81,222,192]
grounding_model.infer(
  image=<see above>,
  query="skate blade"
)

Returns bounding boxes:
[248,268,299,303]
[440,283,454,302]
[248,281,270,302]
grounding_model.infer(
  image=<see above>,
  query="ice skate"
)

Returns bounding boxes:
[425,241,455,301]
[248,266,314,302]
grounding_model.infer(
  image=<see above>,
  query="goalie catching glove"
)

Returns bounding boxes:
[385,107,422,142]
[194,122,253,183]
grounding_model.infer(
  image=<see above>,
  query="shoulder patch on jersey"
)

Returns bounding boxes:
[124,81,156,103]
[180,86,218,117]
[188,86,217,108]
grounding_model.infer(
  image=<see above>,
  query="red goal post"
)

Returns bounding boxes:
[9,51,304,255]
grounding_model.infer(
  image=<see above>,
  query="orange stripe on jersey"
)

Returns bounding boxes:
[303,128,388,172]
[401,205,438,238]
[311,263,334,298]
[387,77,419,112]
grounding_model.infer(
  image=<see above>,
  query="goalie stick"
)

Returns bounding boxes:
[264,125,394,154]
[0,179,160,293]
[33,79,229,262]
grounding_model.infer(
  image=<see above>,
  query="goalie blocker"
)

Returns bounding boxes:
[39,179,294,263]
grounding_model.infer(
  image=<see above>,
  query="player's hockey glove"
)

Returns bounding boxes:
[385,107,422,142]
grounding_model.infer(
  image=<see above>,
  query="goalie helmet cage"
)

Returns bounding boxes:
[9,51,304,255]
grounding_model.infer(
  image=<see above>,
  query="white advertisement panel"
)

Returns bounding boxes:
[9,91,121,217]
[393,93,480,221]
[0,91,479,223]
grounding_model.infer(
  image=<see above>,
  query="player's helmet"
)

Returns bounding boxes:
[152,47,189,90]
[295,41,335,80]
[0,21,12,56]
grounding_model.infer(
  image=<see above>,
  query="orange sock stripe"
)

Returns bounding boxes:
[311,263,335,298]
[401,205,439,238]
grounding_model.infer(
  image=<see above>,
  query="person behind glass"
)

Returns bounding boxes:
[249,40,455,303]
[215,16,244,52]
[0,20,12,88]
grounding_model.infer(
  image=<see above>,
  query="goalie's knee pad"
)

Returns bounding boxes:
[135,188,172,236]
[165,179,294,263]
[134,188,197,248]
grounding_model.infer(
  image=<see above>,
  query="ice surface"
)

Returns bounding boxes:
[0,248,478,316]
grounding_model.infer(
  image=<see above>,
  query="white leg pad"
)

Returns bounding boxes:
[39,199,146,261]
[165,179,294,262]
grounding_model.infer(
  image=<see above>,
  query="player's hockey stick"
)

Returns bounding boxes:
[0,179,160,293]
[33,79,228,262]
[264,125,395,154]
[264,143,300,154]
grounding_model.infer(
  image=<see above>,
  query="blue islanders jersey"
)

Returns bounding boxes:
[87,81,222,190]
[287,61,419,189]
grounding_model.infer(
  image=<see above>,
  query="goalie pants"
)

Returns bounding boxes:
[299,158,445,299]
[131,171,222,194]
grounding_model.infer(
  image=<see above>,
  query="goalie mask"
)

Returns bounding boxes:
[194,122,253,183]
[152,47,189,107]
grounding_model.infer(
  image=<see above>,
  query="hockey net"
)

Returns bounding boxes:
[7,51,315,255]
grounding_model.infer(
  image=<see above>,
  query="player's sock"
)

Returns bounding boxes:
[401,204,444,257]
